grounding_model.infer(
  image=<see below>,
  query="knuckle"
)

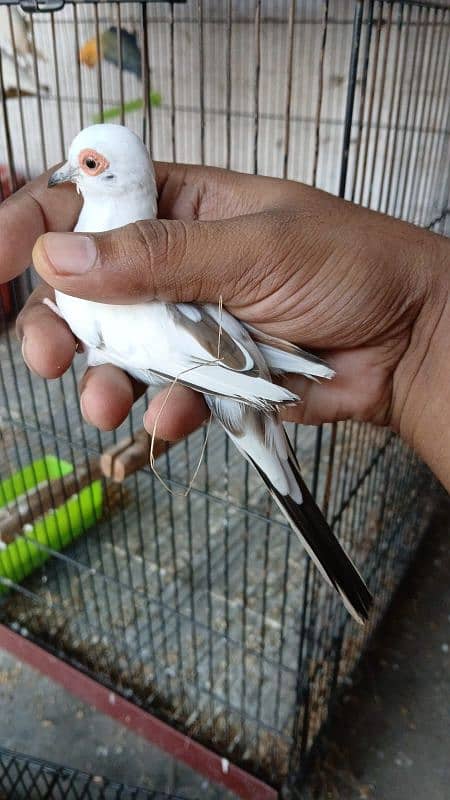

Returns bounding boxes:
[131,218,189,299]
[15,291,42,339]
[258,209,302,277]
[15,307,27,340]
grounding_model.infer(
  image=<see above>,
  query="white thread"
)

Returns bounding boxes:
[148,296,223,497]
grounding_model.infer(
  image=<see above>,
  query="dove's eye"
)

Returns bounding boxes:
[79,149,109,176]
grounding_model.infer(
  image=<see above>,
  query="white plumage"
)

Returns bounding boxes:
[47,124,372,624]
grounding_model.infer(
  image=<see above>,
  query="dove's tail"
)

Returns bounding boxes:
[251,438,372,625]
[208,395,372,624]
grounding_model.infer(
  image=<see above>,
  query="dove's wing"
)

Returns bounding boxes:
[67,298,298,411]
[244,324,335,380]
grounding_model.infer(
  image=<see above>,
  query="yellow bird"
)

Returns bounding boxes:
[79,36,99,68]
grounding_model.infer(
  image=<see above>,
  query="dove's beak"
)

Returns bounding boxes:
[48,162,78,188]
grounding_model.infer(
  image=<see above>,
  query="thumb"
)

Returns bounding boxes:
[32,214,269,305]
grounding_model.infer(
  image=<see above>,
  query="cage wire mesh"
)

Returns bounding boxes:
[0,745,187,799]
[0,0,448,794]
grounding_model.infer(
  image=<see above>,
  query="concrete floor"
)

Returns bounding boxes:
[0,497,448,800]
[0,650,236,799]
[302,496,450,800]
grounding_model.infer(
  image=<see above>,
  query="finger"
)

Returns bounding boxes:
[79,365,140,431]
[31,211,282,306]
[0,167,82,282]
[281,349,389,426]
[154,162,312,221]
[16,284,77,379]
[280,375,347,426]
[143,384,208,442]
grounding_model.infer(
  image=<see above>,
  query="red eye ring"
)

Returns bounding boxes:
[79,149,109,176]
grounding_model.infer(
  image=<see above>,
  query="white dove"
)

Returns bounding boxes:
[47,124,372,624]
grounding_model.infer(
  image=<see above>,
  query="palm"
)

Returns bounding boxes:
[157,165,419,428]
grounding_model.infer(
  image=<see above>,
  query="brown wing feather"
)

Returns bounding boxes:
[244,323,331,368]
[170,305,259,373]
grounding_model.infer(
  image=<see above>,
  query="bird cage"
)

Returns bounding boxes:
[0,745,187,799]
[0,0,448,797]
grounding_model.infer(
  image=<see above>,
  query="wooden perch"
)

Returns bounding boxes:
[99,427,168,482]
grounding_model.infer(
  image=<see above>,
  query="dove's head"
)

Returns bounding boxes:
[48,124,155,199]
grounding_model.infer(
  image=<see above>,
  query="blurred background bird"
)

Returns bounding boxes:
[79,25,162,121]
[0,6,48,97]
[0,6,46,67]
[79,26,141,77]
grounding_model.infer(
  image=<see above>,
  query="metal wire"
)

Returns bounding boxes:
[0,745,185,800]
[0,0,447,794]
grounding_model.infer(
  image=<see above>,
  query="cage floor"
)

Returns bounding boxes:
[0,326,315,747]
[0,320,434,785]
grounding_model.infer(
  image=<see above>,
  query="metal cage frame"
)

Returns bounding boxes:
[0,744,188,800]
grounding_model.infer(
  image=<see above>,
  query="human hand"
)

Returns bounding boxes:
[1,164,448,486]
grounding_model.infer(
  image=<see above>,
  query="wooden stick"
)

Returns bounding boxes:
[99,427,168,482]
[98,434,135,478]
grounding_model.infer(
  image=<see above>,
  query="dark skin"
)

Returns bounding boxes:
[0,163,449,489]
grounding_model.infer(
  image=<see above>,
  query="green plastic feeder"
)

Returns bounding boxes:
[0,455,103,591]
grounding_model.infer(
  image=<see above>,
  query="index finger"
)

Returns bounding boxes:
[0,166,82,282]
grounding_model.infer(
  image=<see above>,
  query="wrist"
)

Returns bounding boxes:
[391,231,450,489]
